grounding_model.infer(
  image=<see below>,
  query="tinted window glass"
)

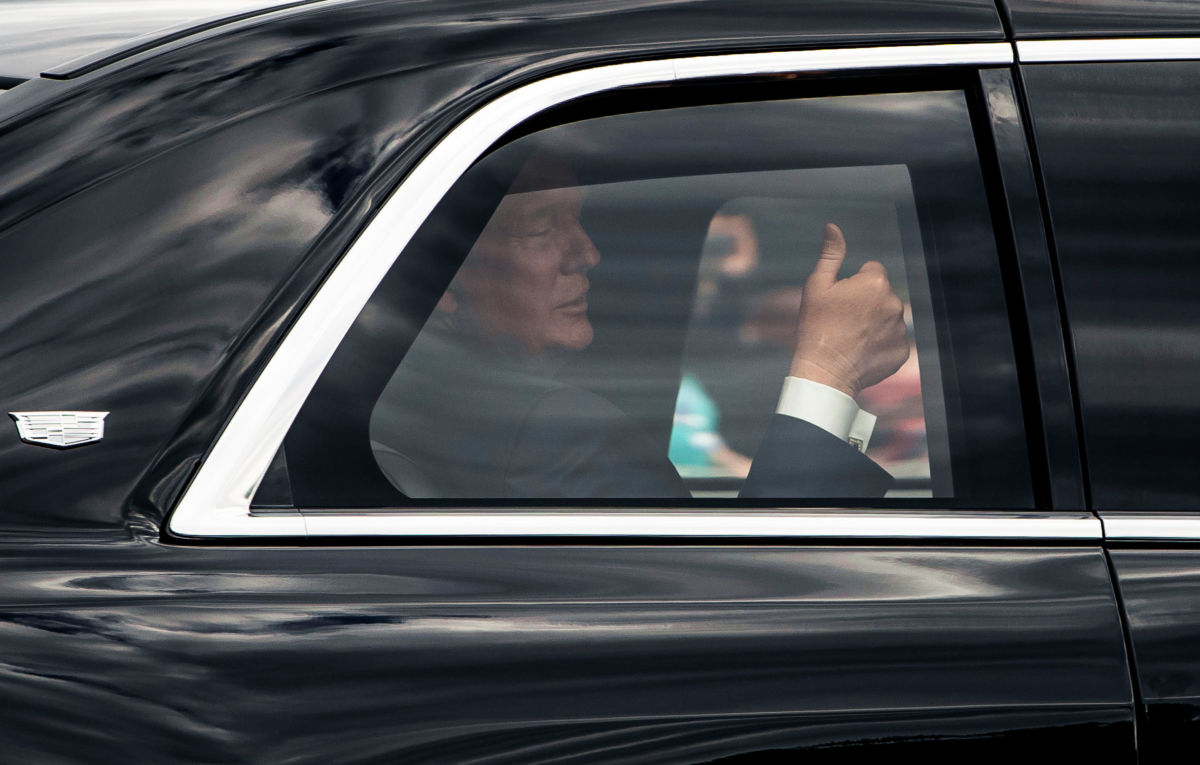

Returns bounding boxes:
[1025,62,1200,509]
[264,86,1032,508]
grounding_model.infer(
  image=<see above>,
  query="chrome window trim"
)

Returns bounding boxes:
[169,41,1027,539]
[1099,513,1200,542]
[1018,38,1200,64]
[298,511,1100,540]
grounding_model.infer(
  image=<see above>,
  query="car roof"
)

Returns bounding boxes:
[6,0,1200,88]
[1005,0,1200,39]
[0,0,322,81]
[0,0,1010,85]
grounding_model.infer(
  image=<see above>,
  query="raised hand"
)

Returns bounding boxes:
[789,223,910,398]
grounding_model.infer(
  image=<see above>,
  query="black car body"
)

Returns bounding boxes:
[2,1,1200,762]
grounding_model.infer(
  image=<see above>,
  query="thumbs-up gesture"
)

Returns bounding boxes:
[790,223,910,397]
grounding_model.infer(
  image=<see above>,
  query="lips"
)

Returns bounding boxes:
[557,295,588,312]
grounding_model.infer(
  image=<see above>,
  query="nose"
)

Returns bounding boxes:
[562,217,601,273]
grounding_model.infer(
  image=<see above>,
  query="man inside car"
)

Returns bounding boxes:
[371,154,909,498]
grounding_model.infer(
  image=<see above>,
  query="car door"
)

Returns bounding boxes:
[168,51,1130,762]
[1015,23,1200,763]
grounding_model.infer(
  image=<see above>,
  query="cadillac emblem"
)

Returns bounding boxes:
[9,411,109,449]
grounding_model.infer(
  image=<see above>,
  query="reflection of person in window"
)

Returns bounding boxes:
[371,156,909,498]
[674,212,764,477]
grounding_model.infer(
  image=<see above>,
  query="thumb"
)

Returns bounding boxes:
[807,223,846,287]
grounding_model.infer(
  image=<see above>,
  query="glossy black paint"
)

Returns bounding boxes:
[0,540,1133,762]
[0,0,291,80]
[1003,0,1200,39]
[978,67,1085,510]
[40,1,337,81]
[1108,549,1200,765]
[0,0,1004,529]
[1022,61,1200,509]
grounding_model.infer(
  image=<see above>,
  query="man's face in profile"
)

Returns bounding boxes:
[456,165,601,356]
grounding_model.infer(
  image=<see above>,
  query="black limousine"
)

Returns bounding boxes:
[2,0,1200,762]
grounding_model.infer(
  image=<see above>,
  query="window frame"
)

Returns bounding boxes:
[164,41,1099,540]
[287,94,1021,510]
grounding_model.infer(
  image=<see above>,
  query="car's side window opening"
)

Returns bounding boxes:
[256,85,1032,509]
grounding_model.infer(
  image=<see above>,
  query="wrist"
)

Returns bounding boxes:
[788,359,858,398]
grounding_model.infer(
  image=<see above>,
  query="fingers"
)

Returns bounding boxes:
[807,223,846,287]
[856,260,887,279]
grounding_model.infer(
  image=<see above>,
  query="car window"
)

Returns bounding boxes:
[1025,60,1200,509]
[260,85,1033,509]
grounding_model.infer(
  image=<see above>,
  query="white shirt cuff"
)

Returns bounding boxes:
[775,376,877,452]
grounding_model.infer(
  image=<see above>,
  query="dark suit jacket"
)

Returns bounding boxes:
[370,329,893,499]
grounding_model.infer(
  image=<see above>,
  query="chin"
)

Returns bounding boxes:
[551,321,594,352]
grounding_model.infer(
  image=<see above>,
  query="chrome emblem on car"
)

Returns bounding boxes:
[8,411,109,449]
